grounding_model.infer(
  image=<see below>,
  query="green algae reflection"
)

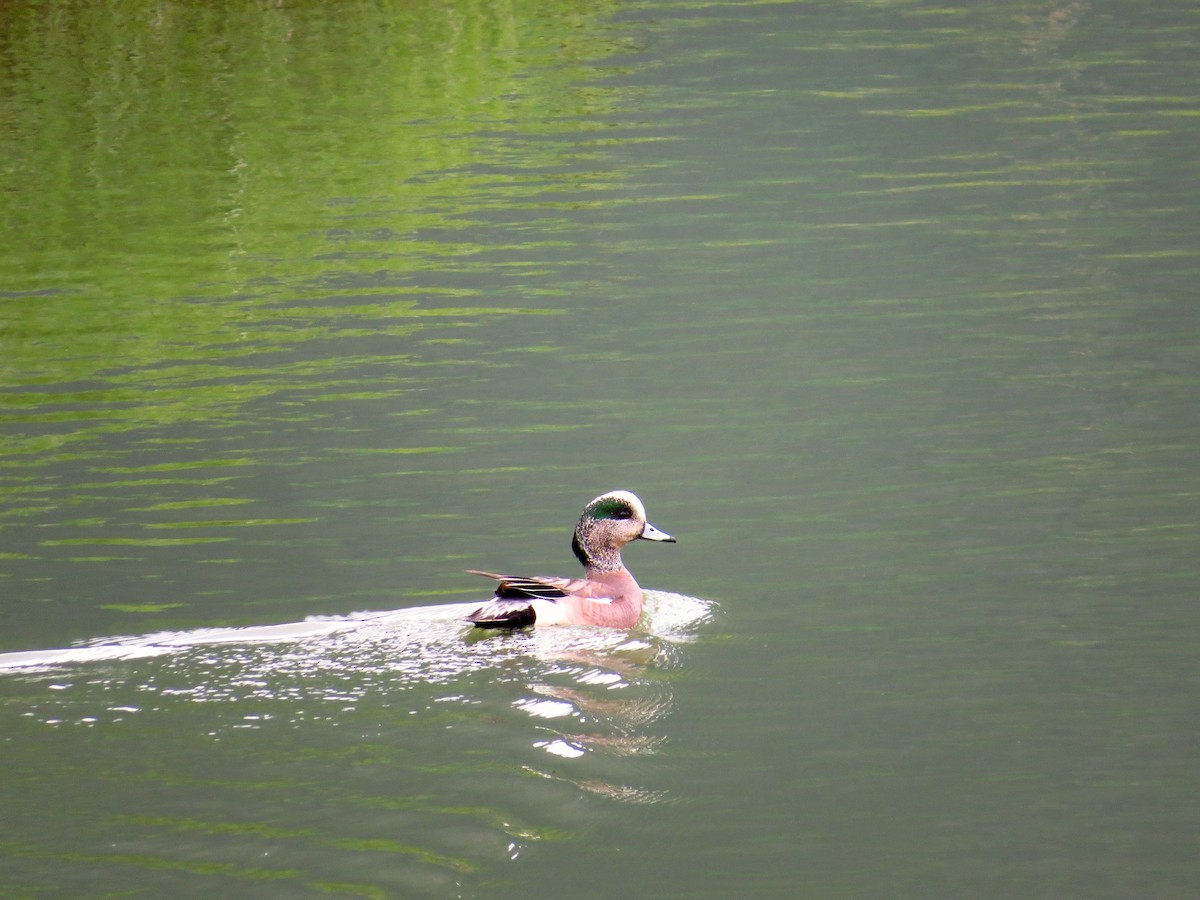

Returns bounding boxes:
[0,0,628,458]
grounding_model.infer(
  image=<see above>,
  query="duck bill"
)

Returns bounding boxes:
[639,521,676,543]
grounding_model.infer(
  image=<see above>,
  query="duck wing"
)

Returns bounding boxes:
[464,570,615,629]
[466,570,613,602]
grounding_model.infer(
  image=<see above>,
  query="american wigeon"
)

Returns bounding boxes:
[465,490,675,629]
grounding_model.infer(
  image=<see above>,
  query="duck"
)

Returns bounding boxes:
[465,490,676,629]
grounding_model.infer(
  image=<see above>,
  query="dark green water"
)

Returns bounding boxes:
[2,1,1198,897]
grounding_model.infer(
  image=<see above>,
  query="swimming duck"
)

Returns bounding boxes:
[465,490,675,629]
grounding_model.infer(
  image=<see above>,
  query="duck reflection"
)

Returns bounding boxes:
[510,639,679,803]
[464,591,709,803]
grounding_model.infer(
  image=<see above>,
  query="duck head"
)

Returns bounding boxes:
[571,490,675,572]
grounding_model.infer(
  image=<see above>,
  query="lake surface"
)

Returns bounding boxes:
[2,1,1198,896]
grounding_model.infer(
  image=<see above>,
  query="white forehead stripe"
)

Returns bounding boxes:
[591,490,646,519]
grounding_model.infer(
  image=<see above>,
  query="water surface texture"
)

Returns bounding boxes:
[3,1,1199,897]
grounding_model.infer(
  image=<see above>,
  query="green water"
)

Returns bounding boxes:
[2,1,1199,897]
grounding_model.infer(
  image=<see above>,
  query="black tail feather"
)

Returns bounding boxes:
[465,599,537,629]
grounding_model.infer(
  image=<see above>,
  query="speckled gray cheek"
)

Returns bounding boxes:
[571,514,627,572]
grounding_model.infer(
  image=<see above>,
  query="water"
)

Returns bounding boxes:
[3,1,1199,896]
